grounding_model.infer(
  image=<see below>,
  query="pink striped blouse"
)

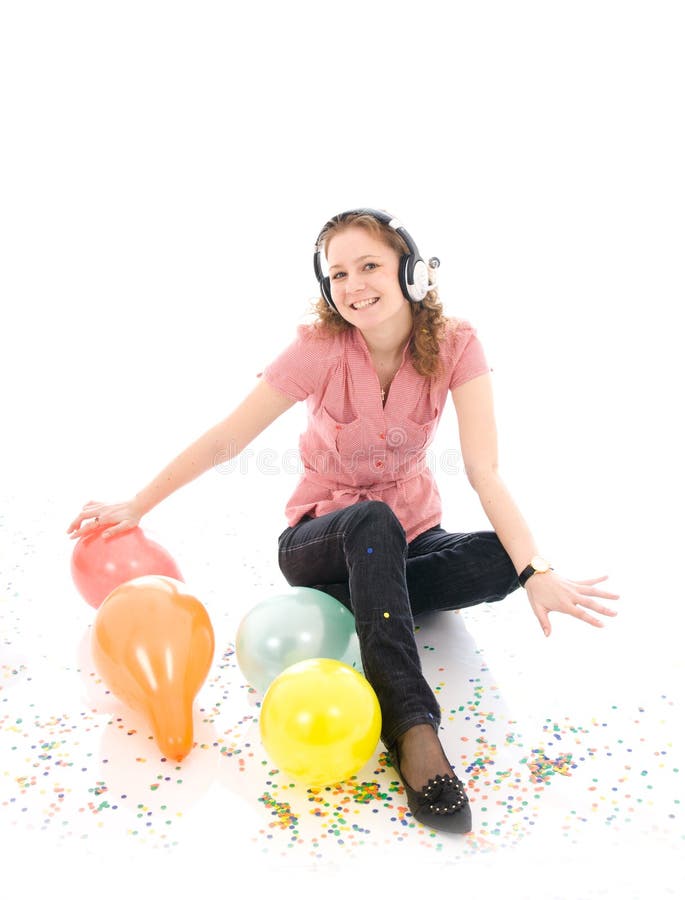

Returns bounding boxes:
[262,318,490,541]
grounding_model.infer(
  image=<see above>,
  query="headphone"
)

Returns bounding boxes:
[313,207,438,311]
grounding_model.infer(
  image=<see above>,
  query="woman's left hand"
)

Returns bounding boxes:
[525,572,619,637]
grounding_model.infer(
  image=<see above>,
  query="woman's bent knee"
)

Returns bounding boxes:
[351,500,405,534]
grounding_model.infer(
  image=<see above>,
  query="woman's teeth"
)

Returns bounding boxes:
[351,297,379,310]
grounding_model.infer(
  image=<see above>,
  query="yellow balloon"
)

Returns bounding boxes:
[259,658,382,786]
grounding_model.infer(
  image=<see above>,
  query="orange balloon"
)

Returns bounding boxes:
[91,575,214,761]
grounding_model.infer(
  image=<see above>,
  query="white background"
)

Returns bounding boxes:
[3,1,683,566]
[1,2,684,895]
[3,0,684,720]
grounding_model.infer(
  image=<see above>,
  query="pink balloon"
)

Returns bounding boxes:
[71,527,183,609]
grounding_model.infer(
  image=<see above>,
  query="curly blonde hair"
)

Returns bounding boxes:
[311,211,447,378]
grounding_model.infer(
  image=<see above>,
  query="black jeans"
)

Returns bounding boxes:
[277,500,520,748]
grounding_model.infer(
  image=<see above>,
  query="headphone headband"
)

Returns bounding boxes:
[313,208,431,309]
[314,207,420,258]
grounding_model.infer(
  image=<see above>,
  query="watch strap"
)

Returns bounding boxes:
[518,561,554,587]
[518,564,536,587]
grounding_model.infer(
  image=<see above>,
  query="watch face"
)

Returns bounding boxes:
[532,555,551,573]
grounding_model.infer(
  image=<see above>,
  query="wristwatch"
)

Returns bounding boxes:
[518,555,553,587]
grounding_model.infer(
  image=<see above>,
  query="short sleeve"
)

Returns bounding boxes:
[260,324,324,401]
[446,320,491,391]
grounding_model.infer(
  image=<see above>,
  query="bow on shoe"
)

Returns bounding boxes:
[420,774,469,815]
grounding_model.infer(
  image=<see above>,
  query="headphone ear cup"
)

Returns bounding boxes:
[409,258,429,301]
[321,276,336,310]
[400,255,429,302]
[398,254,412,301]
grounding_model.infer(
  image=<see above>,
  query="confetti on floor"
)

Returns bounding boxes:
[0,496,682,899]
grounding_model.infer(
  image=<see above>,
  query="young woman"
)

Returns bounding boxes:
[68,208,618,834]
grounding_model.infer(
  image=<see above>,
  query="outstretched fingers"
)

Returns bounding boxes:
[571,575,621,598]
[100,520,137,539]
[569,603,606,629]
[527,571,620,638]
[67,499,142,540]
[573,592,619,623]
[67,503,100,534]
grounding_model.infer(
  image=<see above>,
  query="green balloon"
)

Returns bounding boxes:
[236,587,362,693]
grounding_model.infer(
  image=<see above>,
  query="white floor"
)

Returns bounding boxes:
[1,477,682,899]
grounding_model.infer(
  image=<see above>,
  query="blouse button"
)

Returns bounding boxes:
[375,460,384,468]
[379,433,386,440]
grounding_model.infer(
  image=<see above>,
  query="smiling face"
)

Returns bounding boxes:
[325,226,411,332]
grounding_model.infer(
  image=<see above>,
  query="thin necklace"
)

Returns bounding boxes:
[379,368,398,405]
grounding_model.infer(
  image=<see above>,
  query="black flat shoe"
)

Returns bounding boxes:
[388,746,472,834]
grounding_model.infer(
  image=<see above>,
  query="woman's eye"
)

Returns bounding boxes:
[364,262,378,271]
[331,271,346,280]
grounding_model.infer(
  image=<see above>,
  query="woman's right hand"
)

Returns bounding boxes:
[67,498,144,541]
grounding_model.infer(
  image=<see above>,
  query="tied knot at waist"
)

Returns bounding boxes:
[303,465,428,512]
